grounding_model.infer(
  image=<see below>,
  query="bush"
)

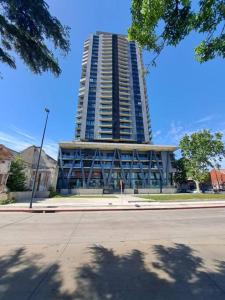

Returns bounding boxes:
[0,198,16,205]
[48,186,58,198]
[7,157,27,191]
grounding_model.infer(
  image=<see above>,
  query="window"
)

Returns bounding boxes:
[101,134,112,138]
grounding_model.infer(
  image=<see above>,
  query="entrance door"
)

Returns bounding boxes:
[112,171,122,193]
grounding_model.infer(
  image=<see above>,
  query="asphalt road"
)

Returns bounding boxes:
[1,209,225,299]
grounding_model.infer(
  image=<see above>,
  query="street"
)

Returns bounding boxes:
[1,209,225,299]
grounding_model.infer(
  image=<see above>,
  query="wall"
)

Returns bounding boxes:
[0,160,11,193]
[59,187,177,195]
[8,191,50,201]
[0,160,11,174]
[210,169,225,189]
[20,146,58,191]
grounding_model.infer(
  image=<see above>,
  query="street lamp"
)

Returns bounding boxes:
[29,108,50,209]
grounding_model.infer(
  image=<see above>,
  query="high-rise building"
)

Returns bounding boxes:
[57,32,177,194]
[75,31,151,144]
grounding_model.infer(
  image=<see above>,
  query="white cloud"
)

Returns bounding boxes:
[9,125,36,141]
[168,121,184,142]
[165,121,195,144]
[153,130,161,138]
[194,115,214,124]
[153,120,225,167]
[0,131,31,150]
[0,128,58,159]
[161,116,224,145]
[43,142,58,159]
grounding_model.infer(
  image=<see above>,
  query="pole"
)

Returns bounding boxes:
[29,108,50,208]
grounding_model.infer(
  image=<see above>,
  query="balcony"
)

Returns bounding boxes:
[100,94,112,100]
[99,110,112,115]
[120,124,131,128]
[102,60,112,64]
[101,69,112,74]
[120,111,130,117]
[120,116,131,121]
[120,107,131,113]
[101,103,112,109]
[102,53,112,57]
[119,66,129,72]
[102,45,112,49]
[119,97,130,102]
[120,128,131,133]
[101,85,112,90]
[100,122,112,127]
[101,77,112,81]
[120,90,130,96]
[120,89,130,95]
[99,128,112,133]
[99,115,112,120]
[101,76,112,81]
[119,70,129,77]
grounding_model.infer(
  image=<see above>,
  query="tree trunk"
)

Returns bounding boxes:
[195,180,201,193]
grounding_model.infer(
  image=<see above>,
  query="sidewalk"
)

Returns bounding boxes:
[1,194,225,212]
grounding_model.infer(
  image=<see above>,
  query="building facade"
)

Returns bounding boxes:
[57,32,177,194]
[58,141,176,193]
[0,144,13,193]
[20,146,58,192]
[75,31,151,144]
[210,169,225,191]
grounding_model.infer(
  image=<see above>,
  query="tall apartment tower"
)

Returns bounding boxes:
[75,31,151,144]
[57,32,177,193]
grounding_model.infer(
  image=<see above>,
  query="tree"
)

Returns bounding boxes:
[0,0,70,76]
[179,130,225,193]
[7,157,27,191]
[128,0,225,68]
[173,157,188,186]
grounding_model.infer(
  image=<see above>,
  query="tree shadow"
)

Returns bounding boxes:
[0,247,71,300]
[1,244,225,299]
[73,244,225,300]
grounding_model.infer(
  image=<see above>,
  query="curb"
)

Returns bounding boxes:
[1,205,225,213]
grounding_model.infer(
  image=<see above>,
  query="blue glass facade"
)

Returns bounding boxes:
[130,42,145,143]
[85,35,99,140]
[58,148,174,190]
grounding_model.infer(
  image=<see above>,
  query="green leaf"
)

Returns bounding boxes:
[0,0,70,76]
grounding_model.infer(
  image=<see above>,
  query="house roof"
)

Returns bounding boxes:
[0,144,13,160]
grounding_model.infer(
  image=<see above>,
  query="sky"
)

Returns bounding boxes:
[0,0,225,160]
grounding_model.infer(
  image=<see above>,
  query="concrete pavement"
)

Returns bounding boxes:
[1,194,225,212]
[1,209,225,299]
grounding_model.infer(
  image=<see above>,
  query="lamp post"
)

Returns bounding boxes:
[29,108,50,209]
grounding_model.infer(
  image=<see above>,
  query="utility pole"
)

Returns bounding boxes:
[29,108,50,209]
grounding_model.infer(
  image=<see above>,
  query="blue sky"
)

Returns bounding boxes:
[0,0,225,159]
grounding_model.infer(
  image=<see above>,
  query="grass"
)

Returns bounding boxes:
[137,193,225,201]
[52,194,117,198]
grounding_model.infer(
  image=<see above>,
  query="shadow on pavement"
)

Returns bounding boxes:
[1,244,225,299]
[0,248,71,300]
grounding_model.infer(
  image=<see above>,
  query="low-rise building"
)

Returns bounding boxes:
[210,169,225,190]
[58,141,177,194]
[0,144,13,193]
[20,146,58,191]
